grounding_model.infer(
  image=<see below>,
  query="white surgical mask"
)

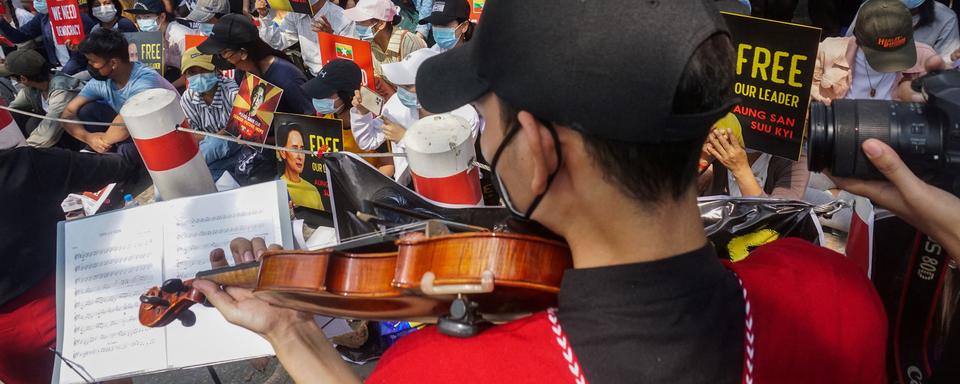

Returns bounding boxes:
[137,16,159,32]
[93,4,117,23]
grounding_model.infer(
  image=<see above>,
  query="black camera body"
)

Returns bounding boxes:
[808,70,960,194]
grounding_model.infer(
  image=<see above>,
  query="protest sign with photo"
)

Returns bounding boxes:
[48,0,85,45]
[226,74,283,146]
[268,0,324,16]
[317,32,375,90]
[470,0,484,23]
[124,32,164,75]
[722,12,821,161]
[273,113,344,211]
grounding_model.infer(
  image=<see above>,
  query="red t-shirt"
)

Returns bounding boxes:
[367,238,887,383]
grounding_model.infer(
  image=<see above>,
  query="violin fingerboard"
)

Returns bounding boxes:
[197,263,260,288]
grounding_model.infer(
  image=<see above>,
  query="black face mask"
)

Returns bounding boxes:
[87,62,111,81]
[488,123,563,221]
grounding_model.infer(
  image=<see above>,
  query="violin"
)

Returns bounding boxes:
[139,220,572,334]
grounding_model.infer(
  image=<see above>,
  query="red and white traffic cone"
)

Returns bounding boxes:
[404,114,482,206]
[0,102,25,149]
[120,88,215,200]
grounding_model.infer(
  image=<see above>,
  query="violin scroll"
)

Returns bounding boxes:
[138,279,206,328]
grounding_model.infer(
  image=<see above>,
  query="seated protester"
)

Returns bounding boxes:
[350,48,478,181]
[302,58,394,170]
[344,0,425,97]
[813,0,940,105]
[184,0,229,35]
[0,143,135,384]
[4,49,85,149]
[419,0,475,52]
[180,47,241,180]
[847,0,959,64]
[199,14,314,182]
[255,0,354,76]
[88,0,138,32]
[125,0,197,86]
[199,14,314,115]
[303,58,360,121]
[697,118,810,200]
[60,28,177,163]
[0,0,96,75]
[194,2,896,383]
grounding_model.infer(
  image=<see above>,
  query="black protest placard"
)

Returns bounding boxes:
[273,113,344,212]
[123,32,164,76]
[723,12,821,160]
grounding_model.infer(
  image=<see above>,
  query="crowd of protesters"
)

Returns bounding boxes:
[1,0,960,383]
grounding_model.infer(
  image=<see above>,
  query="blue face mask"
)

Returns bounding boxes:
[187,72,218,93]
[355,24,376,41]
[433,26,459,50]
[198,23,214,35]
[312,97,338,115]
[137,17,159,32]
[397,87,419,109]
[902,0,925,9]
[33,0,47,14]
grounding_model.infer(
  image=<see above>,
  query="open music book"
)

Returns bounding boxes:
[54,181,294,383]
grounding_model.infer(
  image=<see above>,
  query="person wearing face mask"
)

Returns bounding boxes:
[418,0,474,52]
[350,47,478,182]
[344,0,425,97]
[199,14,314,115]
[125,0,197,86]
[4,49,86,149]
[0,0,96,75]
[60,28,176,163]
[696,118,810,200]
[255,0,355,77]
[303,59,359,120]
[191,2,922,383]
[199,14,314,182]
[184,0,228,36]
[179,47,242,179]
[847,0,960,64]
[88,0,137,32]
[302,58,393,171]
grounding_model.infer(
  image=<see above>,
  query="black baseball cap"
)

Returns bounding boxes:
[124,0,164,14]
[4,49,47,77]
[854,0,916,73]
[416,0,734,143]
[302,59,363,99]
[197,14,258,54]
[419,0,469,25]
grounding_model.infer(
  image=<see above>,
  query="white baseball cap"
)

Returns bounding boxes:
[382,48,440,86]
[343,0,400,22]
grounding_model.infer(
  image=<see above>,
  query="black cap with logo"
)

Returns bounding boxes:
[302,59,363,99]
[415,0,733,143]
[197,14,259,54]
[124,0,164,14]
[854,0,916,73]
[419,0,469,26]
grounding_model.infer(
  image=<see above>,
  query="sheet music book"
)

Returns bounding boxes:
[54,181,294,383]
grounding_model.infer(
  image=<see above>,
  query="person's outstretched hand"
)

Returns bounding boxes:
[830,139,960,261]
[192,238,314,340]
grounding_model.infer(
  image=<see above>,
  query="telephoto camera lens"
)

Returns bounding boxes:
[808,100,947,179]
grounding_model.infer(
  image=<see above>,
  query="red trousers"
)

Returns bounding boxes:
[0,274,57,384]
